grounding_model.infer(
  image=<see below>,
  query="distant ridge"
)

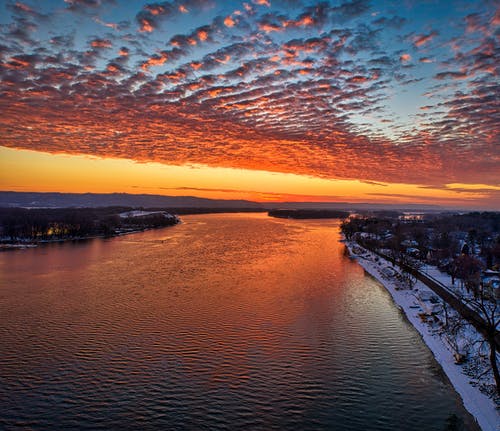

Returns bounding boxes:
[0,191,448,211]
[0,191,262,209]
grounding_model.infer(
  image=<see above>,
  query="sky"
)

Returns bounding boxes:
[0,0,499,208]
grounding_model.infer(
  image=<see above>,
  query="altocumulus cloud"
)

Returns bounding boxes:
[0,0,498,188]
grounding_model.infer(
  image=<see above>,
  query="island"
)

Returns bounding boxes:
[268,209,349,219]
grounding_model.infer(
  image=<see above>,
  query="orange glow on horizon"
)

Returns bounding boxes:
[1,147,498,209]
[0,0,497,212]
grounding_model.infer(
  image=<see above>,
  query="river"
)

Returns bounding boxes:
[0,213,478,430]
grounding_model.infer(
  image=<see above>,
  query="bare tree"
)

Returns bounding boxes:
[460,286,500,395]
[438,301,468,363]
[398,253,421,289]
[452,254,484,296]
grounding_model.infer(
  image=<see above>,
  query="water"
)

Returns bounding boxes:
[0,213,478,430]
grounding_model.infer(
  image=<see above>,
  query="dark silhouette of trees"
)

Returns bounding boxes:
[0,207,179,242]
[452,255,484,296]
[341,217,364,240]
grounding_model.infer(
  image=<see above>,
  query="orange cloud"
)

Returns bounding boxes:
[139,18,154,32]
[90,38,112,48]
[106,64,119,73]
[144,4,165,16]
[284,15,314,28]
[224,15,235,27]
[1,0,498,198]
[3,57,30,69]
[14,2,34,13]
[215,54,231,64]
[258,22,282,33]
[197,30,208,41]
[492,7,500,25]
[413,31,437,47]
[400,53,411,62]
[141,52,168,71]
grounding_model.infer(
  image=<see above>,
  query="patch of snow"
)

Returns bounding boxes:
[119,210,161,218]
[119,211,178,220]
[346,241,500,431]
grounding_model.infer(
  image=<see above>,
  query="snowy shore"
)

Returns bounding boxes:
[345,241,499,431]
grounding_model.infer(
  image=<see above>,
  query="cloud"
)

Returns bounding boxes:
[419,57,433,63]
[90,38,113,48]
[465,13,487,34]
[6,1,47,19]
[135,0,215,32]
[93,17,121,30]
[434,71,468,80]
[372,15,406,29]
[4,15,38,44]
[399,53,411,62]
[412,31,438,47]
[224,15,236,27]
[331,0,370,21]
[0,0,498,193]
[64,0,116,13]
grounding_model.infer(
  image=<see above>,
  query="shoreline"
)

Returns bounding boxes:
[0,222,181,251]
[344,240,499,431]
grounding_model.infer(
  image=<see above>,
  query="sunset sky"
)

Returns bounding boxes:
[0,0,498,208]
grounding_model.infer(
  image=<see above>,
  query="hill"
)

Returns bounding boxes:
[0,192,263,209]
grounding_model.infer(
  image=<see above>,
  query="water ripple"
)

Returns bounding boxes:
[0,214,478,430]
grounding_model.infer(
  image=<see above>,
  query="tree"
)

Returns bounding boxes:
[452,254,484,296]
[460,287,500,395]
[438,301,468,363]
[341,218,361,241]
[398,253,420,289]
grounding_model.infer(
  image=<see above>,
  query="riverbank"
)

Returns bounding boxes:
[0,217,181,251]
[345,240,499,431]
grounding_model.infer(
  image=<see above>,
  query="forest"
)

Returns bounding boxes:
[0,207,179,242]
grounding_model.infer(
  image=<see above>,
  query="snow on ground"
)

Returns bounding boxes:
[119,210,163,218]
[346,241,499,431]
[422,264,480,303]
[119,210,178,220]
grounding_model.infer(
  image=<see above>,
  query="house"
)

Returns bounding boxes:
[406,247,420,258]
[401,239,419,248]
[481,269,500,300]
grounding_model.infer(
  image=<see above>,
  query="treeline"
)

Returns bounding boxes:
[0,207,178,242]
[268,209,349,219]
[341,211,500,270]
[162,207,266,215]
[426,211,500,233]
